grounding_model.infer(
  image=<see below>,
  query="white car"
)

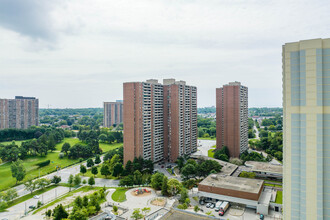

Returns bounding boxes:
[33,195,40,199]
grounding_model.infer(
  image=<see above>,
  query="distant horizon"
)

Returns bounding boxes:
[1,1,327,108]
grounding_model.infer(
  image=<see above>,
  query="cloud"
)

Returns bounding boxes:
[0,0,61,44]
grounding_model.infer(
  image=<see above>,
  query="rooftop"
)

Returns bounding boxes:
[245,161,283,174]
[199,174,264,195]
[160,209,216,220]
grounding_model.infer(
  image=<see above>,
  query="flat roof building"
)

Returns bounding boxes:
[283,38,330,219]
[0,96,39,129]
[216,82,248,157]
[103,101,123,128]
[198,174,272,215]
[245,161,282,179]
[123,79,197,163]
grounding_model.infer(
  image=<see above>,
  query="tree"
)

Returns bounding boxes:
[141,207,151,218]
[109,154,120,173]
[88,176,95,187]
[179,188,189,203]
[150,172,164,190]
[74,196,83,208]
[61,143,71,155]
[214,153,229,162]
[2,188,18,202]
[112,163,123,177]
[47,135,56,152]
[94,155,101,164]
[82,195,89,207]
[119,175,134,186]
[167,178,182,196]
[194,205,200,213]
[36,178,51,190]
[80,165,87,176]
[11,159,26,184]
[161,176,168,196]
[98,134,107,143]
[46,209,52,218]
[100,164,111,177]
[91,166,98,177]
[131,208,144,220]
[133,170,143,185]
[86,158,94,168]
[74,175,81,186]
[51,175,61,185]
[181,164,196,180]
[53,204,68,220]
[24,179,37,194]
[68,174,74,191]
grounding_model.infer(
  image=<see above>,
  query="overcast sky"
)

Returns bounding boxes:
[0,0,329,108]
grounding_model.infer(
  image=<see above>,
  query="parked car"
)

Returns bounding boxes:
[29,205,35,209]
[166,165,172,169]
[206,203,212,208]
[210,203,215,209]
[199,200,205,205]
[260,214,264,220]
[33,195,40,199]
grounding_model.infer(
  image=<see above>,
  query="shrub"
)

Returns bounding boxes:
[82,179,87,184]
[36,160,50,167]
[58,153,64,159]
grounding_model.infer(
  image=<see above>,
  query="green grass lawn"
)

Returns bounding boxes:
[208,149,215,158]
[0,185,58,212]
[0,139,32,146]
[275,190,282,204]
[99,142,122,152]
[111,188,128,202]
[0,138,121,191]
[264,183,282,188]
[80,165,118,179]
[198,137,216,140]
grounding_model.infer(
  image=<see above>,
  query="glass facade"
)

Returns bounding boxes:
[291,113,306,219]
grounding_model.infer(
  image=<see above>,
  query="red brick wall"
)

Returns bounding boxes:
[198,182,263,201]
[216,85,241,158]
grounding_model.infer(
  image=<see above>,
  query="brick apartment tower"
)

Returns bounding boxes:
[216,82,248,158]
[0,96,39,129]
[123,79,197,164]
[103,100,123,127]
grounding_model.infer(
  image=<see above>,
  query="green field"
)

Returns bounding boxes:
[111,188,128,202]
[275,191,282,204]
[208,149,215,158]
[198,137,216,140]
[0,139,32,146]
[80,165,118,179]
[0,138,121,191]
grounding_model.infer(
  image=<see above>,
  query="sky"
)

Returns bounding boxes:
[0,0,329,108]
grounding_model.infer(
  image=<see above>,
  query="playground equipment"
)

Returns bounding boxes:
[134,188,151,195]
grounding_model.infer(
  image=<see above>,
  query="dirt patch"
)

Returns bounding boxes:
[151,198,166,206]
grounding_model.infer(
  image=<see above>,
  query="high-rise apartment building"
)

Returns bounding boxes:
[283,38,330,220]
[216,82,248,158]
[0,96,39,129]
[103,100,123,127]
[123,79,197,163]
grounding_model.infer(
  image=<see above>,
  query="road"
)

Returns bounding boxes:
[193,139,216,157]
[253,124,260,139]
[12,155,109,198]
[0,186,69,220]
